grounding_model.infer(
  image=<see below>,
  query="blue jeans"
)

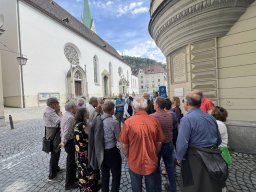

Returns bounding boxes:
[156,142,176,192]
[129,169,157,192]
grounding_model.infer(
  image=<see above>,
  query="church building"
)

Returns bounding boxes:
[0,0,139,113]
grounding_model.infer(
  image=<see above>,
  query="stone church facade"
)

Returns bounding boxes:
[0,0,139,112]
[149,0,256,154]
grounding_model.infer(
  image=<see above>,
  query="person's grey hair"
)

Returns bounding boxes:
[77,98,85,107]
[133,97,147,110]
[192,89,203,98]
[89,97,98,104]
[98,97,104,104]
[46,97,59,106]
[102,101,115,114]
[143,92,149,97]
[65,100,76,111]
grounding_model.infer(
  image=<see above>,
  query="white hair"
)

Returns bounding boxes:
[133,97,147,110]
[65,100,76,111]
[77,98,85,107]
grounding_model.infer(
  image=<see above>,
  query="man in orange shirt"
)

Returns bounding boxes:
[119,97,165,192]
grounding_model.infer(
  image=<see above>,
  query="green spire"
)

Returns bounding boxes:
[83,0,93,29]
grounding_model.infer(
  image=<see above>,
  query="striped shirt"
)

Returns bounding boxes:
[43,106,61,128]
[60,111,75,145]
[150,109,173,143]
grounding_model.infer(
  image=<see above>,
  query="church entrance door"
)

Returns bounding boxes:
[75,81,82,97]
[103,76,108,97]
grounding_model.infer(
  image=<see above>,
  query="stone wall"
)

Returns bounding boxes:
[218,1,256,122]
[0,52,5,126]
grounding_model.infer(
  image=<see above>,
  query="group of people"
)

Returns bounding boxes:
[42,89,229,192]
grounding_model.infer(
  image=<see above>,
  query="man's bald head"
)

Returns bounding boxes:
[185,92,201,108]
[192,89,203,98]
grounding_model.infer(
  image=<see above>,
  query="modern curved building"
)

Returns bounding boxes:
[149,0,256,154]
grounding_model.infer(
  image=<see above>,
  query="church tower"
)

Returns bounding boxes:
[82,0,96,32]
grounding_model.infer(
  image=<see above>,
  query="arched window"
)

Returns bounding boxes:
[109,62,113,86]
[93,55,99,83]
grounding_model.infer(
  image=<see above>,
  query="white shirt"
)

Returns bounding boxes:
[217,120,228,148]
[43,106,61,127]
[123,103,134,118]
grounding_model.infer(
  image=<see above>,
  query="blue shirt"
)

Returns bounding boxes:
[115,99,125,112]
[176,108,221,161]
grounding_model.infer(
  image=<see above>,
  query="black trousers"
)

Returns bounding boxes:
[49,149,61,178]
[101,147,122,192]
[64,140,77,187]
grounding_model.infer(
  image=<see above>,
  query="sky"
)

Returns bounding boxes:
[54,0,165,62]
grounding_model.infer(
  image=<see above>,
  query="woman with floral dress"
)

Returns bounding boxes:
[74,108,101,192]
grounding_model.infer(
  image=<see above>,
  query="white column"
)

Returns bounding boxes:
[0,52,5,126]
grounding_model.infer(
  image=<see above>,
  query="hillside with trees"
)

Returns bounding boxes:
[122,56,166,75]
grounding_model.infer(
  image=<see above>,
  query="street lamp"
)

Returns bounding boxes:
[17,55,28,66]
[17,55,28,108]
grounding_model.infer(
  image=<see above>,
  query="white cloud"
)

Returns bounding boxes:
[91,0,148,17]
[106,1,113,6]
[131,7,148,14]
[121,40,165,62]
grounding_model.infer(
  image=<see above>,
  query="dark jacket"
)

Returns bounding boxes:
[181,146,225,192]
[46,126,61,153]
[88,115,104,170]
[146,100,155,115]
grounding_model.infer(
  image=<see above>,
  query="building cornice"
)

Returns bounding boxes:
[149,0,254,56]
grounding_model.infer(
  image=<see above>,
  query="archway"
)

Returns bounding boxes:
[101,69,110,97]
[119,77,129,94]
[103,76,108,97]
[66,66,86,98]
[74,70,83,97]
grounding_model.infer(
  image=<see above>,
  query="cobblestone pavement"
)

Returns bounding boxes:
[0,119,255,192]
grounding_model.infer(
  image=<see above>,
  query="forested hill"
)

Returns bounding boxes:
[122,55,165,75]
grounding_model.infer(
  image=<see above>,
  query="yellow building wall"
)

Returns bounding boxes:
[218,1,256,121]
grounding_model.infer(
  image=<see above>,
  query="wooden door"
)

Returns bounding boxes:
[75,81,82,97]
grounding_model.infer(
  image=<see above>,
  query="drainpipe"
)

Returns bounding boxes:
[17,0,25,108]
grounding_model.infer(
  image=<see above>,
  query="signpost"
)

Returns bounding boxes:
[159,86,167,98]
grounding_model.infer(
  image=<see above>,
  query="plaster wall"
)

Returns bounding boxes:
[17,1,133,106]
[0,52,5,126]
[218,1,256,122]
[0,0,22,107]
[131,75,139,94]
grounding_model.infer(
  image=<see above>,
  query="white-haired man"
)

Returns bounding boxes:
[119,97,164,192]
[43,97,62,181]
[60,101,78,190]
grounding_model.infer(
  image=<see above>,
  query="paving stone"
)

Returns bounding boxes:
[0,119,255,192]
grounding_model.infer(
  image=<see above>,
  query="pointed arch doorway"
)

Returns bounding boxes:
[101,69,111,97]
[67,66,88,99]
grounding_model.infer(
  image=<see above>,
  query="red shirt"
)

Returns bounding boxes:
[119,111,165,175]
[200,98,214,112]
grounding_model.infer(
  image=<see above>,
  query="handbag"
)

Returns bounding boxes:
[42,127,53,153]
[220,146,232,166]
[196,146,228,187]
